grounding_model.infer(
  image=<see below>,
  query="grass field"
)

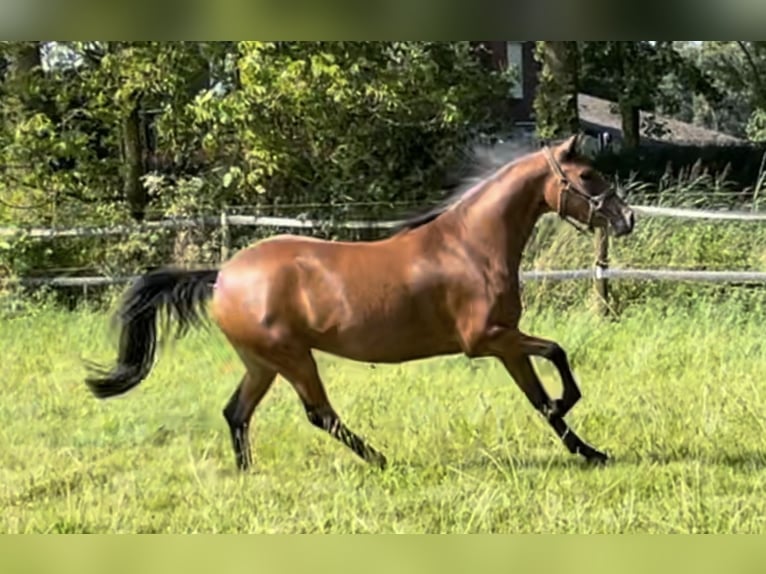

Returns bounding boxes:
[2,295,766,533]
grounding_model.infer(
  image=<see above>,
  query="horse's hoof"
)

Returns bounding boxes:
[583,447,609,466]
[371,453,388,471]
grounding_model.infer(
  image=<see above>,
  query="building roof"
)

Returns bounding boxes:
[578,93,746,146]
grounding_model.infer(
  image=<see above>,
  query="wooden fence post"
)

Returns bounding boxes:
[220,208,231,263]
[594,227,609,315]
[594,131,611,316]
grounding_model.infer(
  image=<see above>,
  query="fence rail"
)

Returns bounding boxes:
[0,214,404,239]
[12,268,766,288]
[3,204,766,314]
[2,204,766,240]
[632,205,766,222]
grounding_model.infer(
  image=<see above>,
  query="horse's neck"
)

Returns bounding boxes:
[453,162,549,271]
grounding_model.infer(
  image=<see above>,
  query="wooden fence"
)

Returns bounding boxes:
[2,204,766,314]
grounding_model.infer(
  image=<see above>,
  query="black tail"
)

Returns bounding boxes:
[85,267,219,399]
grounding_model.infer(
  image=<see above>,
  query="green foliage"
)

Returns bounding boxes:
[579,42,719,149]
[576,41,766,150]
[0,42,213,227]
[533,41,579,139]
[0,41,513,280]
[746,108,766,142]
[647,42,766,142]
[181,42,514,208]
[582,42,721,115]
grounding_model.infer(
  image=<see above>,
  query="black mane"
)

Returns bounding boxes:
[393,138,541,233]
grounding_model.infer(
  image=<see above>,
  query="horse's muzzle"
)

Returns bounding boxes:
[611,207,635,237]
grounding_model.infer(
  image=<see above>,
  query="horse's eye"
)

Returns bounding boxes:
[580,171,594,181]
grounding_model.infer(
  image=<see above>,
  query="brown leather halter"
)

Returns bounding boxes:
[543,145,614,234]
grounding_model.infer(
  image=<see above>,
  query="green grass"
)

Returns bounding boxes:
[2,297,766,533]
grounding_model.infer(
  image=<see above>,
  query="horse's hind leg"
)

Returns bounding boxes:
[222,358,277,471]
[279,351,387,469]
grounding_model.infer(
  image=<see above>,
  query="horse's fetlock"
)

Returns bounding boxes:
[305,405,336,431]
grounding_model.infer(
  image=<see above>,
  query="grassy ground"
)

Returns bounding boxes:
[2,296,766,533]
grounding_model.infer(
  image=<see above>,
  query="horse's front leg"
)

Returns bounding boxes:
[500,352,607,464]
[504,331,583,419]
[463,324,607,464]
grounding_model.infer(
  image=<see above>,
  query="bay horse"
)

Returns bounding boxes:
[85,134,635,471]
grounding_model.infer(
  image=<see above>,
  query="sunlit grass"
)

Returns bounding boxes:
[2,297,766,533]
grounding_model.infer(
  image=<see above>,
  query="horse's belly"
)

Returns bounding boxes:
[310,310,461,363]
[225,237,462,362]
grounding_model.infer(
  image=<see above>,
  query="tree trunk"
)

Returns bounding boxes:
[121,96,147,222]
[617,42,641,149]
[9,42,41,80]
[8,42,44,110]
[619,99,640,149]
[187,53,211,96]
[534,41,580,139]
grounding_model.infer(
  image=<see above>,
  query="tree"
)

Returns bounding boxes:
[697,42,766,141]
[0,42,515,279]
[180,42,514,210]
[579,42,721,148]
[533,41,580,140]
[0,41,224,223]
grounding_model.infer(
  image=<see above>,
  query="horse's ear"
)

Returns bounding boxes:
[559,133,580,160]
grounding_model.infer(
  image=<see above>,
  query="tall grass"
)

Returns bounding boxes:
[2,295,766,533]
[520,173,766,314]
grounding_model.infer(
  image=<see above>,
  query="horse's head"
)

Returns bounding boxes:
[542,134,635,237]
